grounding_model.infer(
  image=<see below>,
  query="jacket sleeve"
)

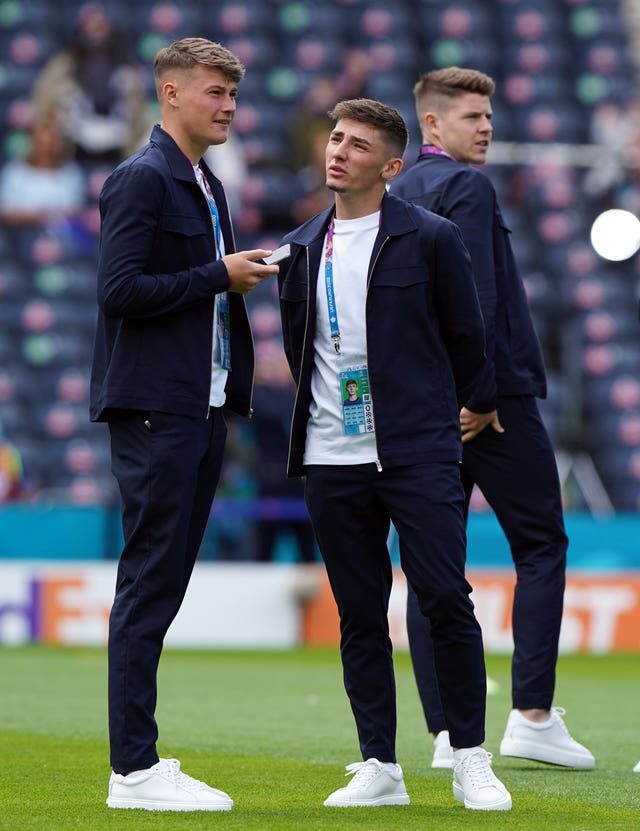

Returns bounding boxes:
[430,219,486,408]
[439,170,498,412]
[276,240,300,383]
[97,162,231,319]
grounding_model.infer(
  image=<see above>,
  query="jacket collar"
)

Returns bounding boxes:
[290,191,419,246]
[150,124,204,183]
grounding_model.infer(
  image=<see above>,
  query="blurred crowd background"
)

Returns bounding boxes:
[1,0,640,561]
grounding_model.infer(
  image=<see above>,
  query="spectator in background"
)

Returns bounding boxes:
[289,50,373,176]
[288,76,338,174]
[0,116,86,227]
[31,2,150,164]
[290,125,334,224]
[203,131,248,214]
[288,56,374,225]
[0,426,24,502]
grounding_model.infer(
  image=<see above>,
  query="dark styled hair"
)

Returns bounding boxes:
[329,98,409,158]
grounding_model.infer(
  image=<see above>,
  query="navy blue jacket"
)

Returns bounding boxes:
[90,125,254,422]
[392,153,546,413]
[278,192,486,477]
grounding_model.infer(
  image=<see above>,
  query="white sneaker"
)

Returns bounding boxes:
[633,760,640,773]
[106,758,233,811]
[453,748,512,811]
[324,758,410,807]
[499,707,595,769]
[432,731,454,769]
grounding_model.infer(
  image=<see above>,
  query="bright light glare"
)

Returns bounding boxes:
[590,209,640,261]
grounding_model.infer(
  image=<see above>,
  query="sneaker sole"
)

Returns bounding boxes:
[453,782,512,811]
[106,797,232,812]
[324,793,410,807]
[499,739,595,769]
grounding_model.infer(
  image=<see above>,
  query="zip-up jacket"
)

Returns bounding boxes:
[278,191,486,477]
[392,153,546,413]
[90,125,254,422]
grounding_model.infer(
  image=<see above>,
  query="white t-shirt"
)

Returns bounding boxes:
[194,163,227,408]
[303,211,379,466]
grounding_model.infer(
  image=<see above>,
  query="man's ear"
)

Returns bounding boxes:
[382,157,403,181]
[162,80,179,108]
[423,111,438,133]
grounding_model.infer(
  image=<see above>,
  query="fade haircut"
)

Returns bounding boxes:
[153,37,245,99]
[413,67,495,120]
[329,98,409,158]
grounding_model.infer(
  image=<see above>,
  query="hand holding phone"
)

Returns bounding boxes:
[263,244,291,265]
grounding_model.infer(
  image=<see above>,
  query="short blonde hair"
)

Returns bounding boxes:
[153,37,245,98]
[413,67,495,119]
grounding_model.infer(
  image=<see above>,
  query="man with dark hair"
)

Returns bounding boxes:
[91,37,279,811]
[392,66,594,770]
[277,97,512,811]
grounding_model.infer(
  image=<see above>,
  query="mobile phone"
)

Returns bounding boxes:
[263,244,291,265]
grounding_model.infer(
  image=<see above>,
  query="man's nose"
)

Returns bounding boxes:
[332,139,348,157]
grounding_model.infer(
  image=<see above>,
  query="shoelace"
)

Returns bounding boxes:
[455,750,496,788]
[343,760,383,788]
[159,759,209,792]
[551,706,570,735]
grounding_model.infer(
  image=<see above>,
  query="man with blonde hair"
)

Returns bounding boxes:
[392,66,594,771]
[92,37,279,811]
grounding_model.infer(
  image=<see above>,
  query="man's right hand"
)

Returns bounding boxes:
[460,407,504,444]
[222,249,280,295]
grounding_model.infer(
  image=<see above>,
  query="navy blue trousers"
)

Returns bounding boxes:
[305,461,486,761]
[406,396,568,734]
[107,408,227,773]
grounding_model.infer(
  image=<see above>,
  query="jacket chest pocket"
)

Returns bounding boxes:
[159,214,210,239]
[372,265,430,288]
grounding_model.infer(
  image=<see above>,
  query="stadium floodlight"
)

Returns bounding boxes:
[590,208,640,261]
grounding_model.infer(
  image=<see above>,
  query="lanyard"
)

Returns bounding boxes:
[323,218,341,354]
[418,144,455,161]
[324,211,382,354]
[195,165,223,255]
[195,165,231,369]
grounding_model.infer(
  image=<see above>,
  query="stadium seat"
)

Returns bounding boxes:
[211,1,277,36]
[422,1,494,41]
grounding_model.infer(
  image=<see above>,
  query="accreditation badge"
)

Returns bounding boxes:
[338,363,375,435]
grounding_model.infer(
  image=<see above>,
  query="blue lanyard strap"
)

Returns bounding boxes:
[195,165,230,369]
[324,218,341,354]
[195,166,222,255]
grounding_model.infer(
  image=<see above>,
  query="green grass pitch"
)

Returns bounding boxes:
[1,645,639,829]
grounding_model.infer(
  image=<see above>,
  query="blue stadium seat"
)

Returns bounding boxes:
[581,342,640,381]
[210,1,277,36]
